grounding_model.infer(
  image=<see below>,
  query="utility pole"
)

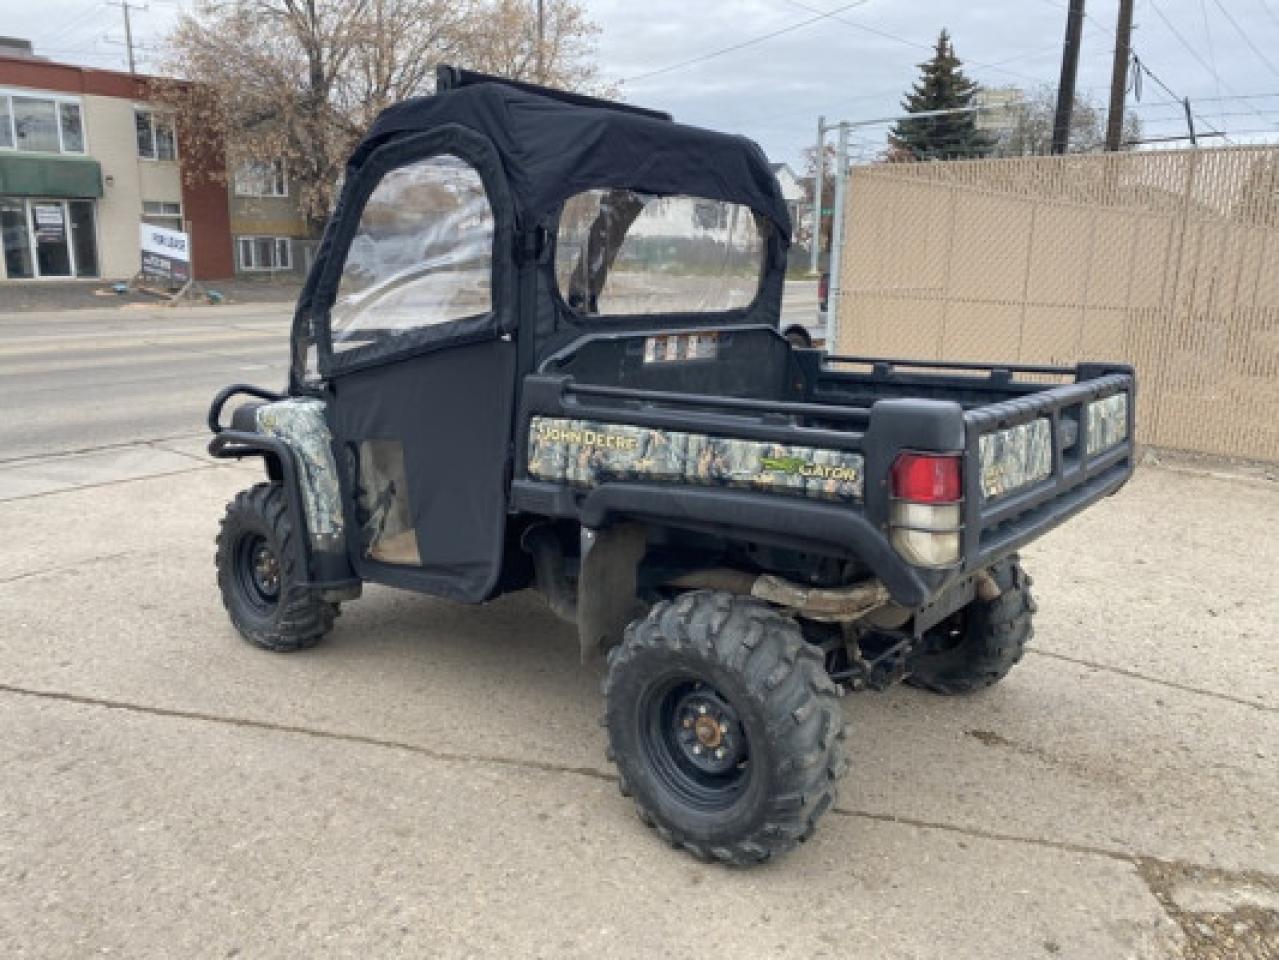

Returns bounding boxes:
[108,1,144,74]
[1052,0,1086,154]
[809,115,825,276]
[535,0,545,83]
[824,122,849,349]
[1183,98,1198,146]
[1104,0,1134,151]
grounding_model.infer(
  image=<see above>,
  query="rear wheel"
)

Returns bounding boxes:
[215,482,336,652]
[604,591,846,865]
[905,555,1035,695]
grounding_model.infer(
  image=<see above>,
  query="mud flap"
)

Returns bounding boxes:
[577,523,648,661]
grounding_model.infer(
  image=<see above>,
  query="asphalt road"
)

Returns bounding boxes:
[0,281,820,462]
[1,287,1275,958]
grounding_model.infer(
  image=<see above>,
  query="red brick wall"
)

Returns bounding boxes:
[180,138,235,281]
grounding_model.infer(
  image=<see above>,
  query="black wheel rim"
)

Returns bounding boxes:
[638,675,751,813]
[235,532,281,613]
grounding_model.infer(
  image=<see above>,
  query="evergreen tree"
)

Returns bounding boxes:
[888,30,995,161]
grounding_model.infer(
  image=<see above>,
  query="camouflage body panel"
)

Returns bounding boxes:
[979,418,1053,500]
[527,417,864,502]
[255,399,345,551]
[1086,392,1129,455]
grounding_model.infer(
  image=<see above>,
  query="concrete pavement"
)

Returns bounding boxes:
[0,444,1275,958]
[1,287,1276,957]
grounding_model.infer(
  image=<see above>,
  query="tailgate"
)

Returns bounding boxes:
[961,366,1135,571]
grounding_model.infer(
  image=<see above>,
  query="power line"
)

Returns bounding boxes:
[1259,0,1279,32]
[37,0,109,50]
[783,0,1064,86]
[1146,0,1278,127]
[623,0,870,83]
[1199,0,1226,104]
[1210,0,1279,79]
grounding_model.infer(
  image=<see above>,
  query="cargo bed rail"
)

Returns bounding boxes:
[961,369,1136,570]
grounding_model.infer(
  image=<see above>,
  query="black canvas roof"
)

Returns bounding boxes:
[350,82,792,236]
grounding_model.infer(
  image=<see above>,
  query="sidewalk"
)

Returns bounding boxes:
[0,277,301,314]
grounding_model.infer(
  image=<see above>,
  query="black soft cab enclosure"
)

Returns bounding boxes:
[207,66,1136,865]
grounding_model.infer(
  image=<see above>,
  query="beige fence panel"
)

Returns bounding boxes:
[837,146,1279,461]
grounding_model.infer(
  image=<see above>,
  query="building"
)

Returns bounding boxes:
[973,86,1027,147]
[769,162,805,239]
[229,157,311,277]
[0,39,232,283]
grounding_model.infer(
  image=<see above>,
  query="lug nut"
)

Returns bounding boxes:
[719,723,728,735]
[698,705,708,715]
[715,748,725,760]
[692,745,702,755]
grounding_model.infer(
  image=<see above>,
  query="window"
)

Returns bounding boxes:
[142,200,183,232]
[238,235,292,271]
[59,103,84,153]
[0,91,84,153]
[1,197,98,279]
[555,190,768,316]
[135,109,177,161]
[331,154,493,352]
[234,159,287,197]
[13,97,59,153]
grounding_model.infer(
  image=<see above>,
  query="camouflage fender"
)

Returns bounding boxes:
[527,417,864,502]
[254,399,345,552]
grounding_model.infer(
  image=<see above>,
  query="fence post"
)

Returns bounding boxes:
[824,122,850,349]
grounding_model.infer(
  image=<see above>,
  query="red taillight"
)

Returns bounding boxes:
[891,453,962,503]
[818,272,829,307]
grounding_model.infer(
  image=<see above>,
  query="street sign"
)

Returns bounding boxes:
[139,222,191,287]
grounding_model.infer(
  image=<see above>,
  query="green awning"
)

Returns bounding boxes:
[0,154,103,199]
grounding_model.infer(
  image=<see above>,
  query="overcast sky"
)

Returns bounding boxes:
[9,0,1279,165]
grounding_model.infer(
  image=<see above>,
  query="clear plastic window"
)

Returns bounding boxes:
[332,155,494,352]
[555,190,767,316]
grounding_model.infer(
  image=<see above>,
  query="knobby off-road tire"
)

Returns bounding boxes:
[215,483,336,652]
[906,555,1035,695]
[604,590,847,865]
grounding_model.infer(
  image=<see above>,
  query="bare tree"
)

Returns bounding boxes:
[462,0,603,89]
[158,0,602,237]
[993,85,1142,156]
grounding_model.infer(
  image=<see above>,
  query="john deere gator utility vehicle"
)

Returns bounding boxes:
[208,67,1136,864]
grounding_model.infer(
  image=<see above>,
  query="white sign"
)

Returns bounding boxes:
[34,204,64,228]
[139,223,190,263]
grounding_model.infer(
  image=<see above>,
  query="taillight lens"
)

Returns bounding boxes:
[891,453,962,503]
[889,452,963,568]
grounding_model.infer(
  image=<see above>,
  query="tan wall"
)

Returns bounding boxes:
[83,93,182,278]
[837,147,1279,462]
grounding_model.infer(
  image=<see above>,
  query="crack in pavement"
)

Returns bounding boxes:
[3,678,1276,898]
[0,552,133,587]
[0,463,226,505]
[1028,648,1276,713]
[0,432,209,466]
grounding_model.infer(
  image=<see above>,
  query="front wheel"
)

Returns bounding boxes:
[604,591,846,865]
[215,482,336,652]
[905,555,1035,695]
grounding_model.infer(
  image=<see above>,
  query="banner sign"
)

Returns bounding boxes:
[139,223,191,286]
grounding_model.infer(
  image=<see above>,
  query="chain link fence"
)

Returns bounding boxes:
[836,146,1279,461]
